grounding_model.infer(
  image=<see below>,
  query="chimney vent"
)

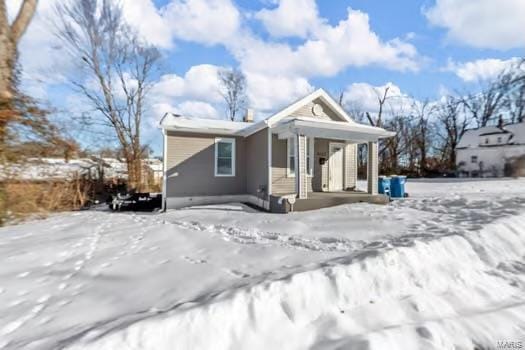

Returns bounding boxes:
[244,108,254,123]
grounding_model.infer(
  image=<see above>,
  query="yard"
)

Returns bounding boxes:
[1,179,525,350]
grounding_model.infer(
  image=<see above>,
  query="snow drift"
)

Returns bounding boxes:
[65,213,525,350]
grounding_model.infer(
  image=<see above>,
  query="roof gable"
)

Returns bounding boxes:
[265,88,355,127]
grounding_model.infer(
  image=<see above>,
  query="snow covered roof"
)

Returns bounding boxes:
[160,113,253,136]
[158,88,394,138]
[504,123,525,144]
[457,123,525,149]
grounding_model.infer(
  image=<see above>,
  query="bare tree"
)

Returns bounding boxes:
[366,85,390,127]
[55,0,160,190]
[411,99,436,175]
[461,70,511,127]
[218,68,246,121]
[0,0,37,101]
[0,0,38,225]
[436,96,469,170]
[501,60,525,123]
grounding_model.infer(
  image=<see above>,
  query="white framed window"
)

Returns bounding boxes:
[215,138,235,177]
[287,137,314,177]
[306,137,314,176]
[287,137,296,177]
[471,155,478,163]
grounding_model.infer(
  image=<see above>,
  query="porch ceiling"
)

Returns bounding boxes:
[272,117,395,142]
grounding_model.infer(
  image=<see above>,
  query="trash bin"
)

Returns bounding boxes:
[378,176,391,196]
[390,176,407,198]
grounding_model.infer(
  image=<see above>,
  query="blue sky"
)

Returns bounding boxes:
[11,0,525,154]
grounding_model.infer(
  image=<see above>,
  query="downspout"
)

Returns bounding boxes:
[267,124,272,203]
[161,128,168,211]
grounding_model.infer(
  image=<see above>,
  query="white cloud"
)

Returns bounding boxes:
[245,72,314,112]
[176,101,220,118]
[121,0,174,48]
[445,57,522,82]
[231,7,421,113]
[164,0,241,46]
[151,64,223,104]
[424,0,525,49]
[254,0,322,38]
[149,64,225,121]
[342,82,412,115]
[239,8,420,80]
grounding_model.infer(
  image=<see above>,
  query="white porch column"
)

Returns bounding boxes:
[344,142,357,190]
[367,141,378,195]
[296,134,308,199]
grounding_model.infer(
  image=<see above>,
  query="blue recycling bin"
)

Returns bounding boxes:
[390,176,407,198]
[378,176,391,196]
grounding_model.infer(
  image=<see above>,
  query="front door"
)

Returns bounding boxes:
[329,143,344,191]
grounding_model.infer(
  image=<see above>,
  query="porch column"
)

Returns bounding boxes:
[367,141,378,195]
[296,134,308,199]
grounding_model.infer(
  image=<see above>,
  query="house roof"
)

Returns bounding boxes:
[457,122,525,149]
[159,88,389,138]
[273,117,395,142]
[160,114,253,136]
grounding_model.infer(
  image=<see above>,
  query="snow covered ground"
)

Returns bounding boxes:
[1,179,525,350]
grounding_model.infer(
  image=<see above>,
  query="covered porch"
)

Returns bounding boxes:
[268,117,394,213]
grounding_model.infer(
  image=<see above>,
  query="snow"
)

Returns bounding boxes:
[1,179,525,349]
[160,113,253,134]
[2,158,161,181]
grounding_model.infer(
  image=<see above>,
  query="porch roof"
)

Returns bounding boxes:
[272,117,395,142]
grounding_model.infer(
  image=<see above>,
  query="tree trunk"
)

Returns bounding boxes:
[0,31,16,226]
[0,0,38,225]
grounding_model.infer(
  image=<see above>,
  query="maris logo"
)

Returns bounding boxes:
[497,340,523,349]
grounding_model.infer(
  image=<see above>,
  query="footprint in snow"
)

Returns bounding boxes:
[16,272,30,278]
[182,256,207,264]
[225,269,250,278]
[56,299,72,307]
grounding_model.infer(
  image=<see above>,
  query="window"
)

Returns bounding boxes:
[287,137,314,177]
[485,138,489,144]
[497,136,502,143]
[471,155,478,163]
[287,137,296,177]
[215,138,235,176]
[306,137,314,176]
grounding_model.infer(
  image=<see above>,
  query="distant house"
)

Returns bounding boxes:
[456,121,525,177]
[160,88,394,213]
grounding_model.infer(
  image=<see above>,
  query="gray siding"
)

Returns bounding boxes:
[271,135,296,194]
[290,98,344,121]
[272,136,339,194]
[245,128,269,196]
[272,137,357,194]
[165,131,246,197]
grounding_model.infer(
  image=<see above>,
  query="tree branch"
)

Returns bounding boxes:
[10,0,38,42]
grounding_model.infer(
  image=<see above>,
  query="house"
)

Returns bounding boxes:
[160,89,395,213]
[456,120,525,177]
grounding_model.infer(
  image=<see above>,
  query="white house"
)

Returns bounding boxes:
[456,121,525,177]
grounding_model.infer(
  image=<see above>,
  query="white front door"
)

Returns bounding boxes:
[329,143,344,191]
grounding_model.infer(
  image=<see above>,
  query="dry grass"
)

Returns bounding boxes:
[5,178,92,222]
